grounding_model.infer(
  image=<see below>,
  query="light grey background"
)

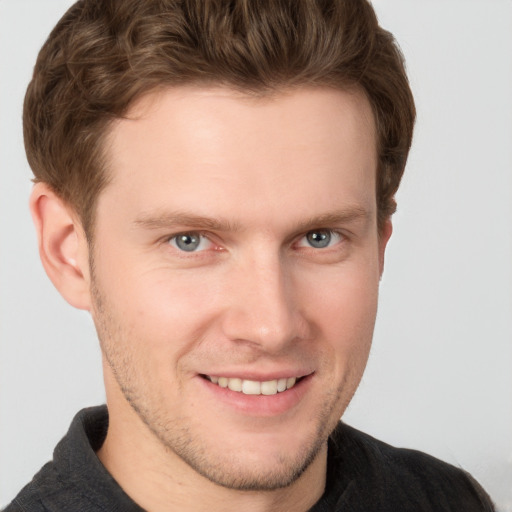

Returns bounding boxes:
[1,0,511,509]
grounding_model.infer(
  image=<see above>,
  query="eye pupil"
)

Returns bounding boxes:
[307,230,331,248]
[175,233,200,252]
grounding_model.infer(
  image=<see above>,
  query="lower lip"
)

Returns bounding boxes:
[197,374,313,417]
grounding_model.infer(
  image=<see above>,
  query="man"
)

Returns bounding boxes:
[3,0,496,510]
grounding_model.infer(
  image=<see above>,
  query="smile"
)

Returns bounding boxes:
[204,375,300,395]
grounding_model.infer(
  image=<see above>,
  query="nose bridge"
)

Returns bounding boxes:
[222,248,304,351]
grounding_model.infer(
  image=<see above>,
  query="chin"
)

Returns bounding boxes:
[178,435,327,492]
[144,404,334,492]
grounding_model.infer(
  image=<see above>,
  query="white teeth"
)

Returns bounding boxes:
[207,375,299,395]
[227,377,242,392]
[286,377,296,389]
[242,380,261,395]
[277,378,287,392]
[261,380,278,395]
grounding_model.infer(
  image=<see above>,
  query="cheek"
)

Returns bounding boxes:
[301,263,379,361]
[109,270,223,353]
[305,261,379,323]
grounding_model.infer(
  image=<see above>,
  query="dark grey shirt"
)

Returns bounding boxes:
[4,406,495,511]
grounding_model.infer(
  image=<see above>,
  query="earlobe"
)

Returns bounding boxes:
[30,183,92,310]
[379,218,393,278]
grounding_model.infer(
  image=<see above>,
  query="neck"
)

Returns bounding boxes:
[97,382,327,512]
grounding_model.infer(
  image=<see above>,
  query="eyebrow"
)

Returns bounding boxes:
[299,207,371,232]
[133,206,371,233]
[133,211,242,232]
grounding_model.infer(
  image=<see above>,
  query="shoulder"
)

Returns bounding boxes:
[2,462,74,512]
[3,406,143,512]
[2,407,110,512]
[327,423,495,511]
[2,458,103,512]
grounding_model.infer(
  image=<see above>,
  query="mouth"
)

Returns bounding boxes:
[201,375,303,396]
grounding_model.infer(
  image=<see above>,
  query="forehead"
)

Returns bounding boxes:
[116,85,376,156]
[99,86,377,230]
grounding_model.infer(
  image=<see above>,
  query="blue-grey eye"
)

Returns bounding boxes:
[305,230,332,248]
[173,232,202,252]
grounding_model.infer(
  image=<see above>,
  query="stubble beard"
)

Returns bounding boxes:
[90,272,361,492]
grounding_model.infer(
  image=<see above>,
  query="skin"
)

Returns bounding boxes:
[31,86,392,512]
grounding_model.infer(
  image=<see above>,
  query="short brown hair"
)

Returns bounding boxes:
[24,0,415,237]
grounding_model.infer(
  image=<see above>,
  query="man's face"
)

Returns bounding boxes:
[89,86,387,490]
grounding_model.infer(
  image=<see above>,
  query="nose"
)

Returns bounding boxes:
[220,251,310,353]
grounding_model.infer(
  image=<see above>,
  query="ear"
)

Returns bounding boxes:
[30,182,92,310]
[378,218,393,278]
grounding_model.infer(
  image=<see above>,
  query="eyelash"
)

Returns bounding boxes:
[296,229,344,249]
[166,231,215,253]
[164,229,346,254]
